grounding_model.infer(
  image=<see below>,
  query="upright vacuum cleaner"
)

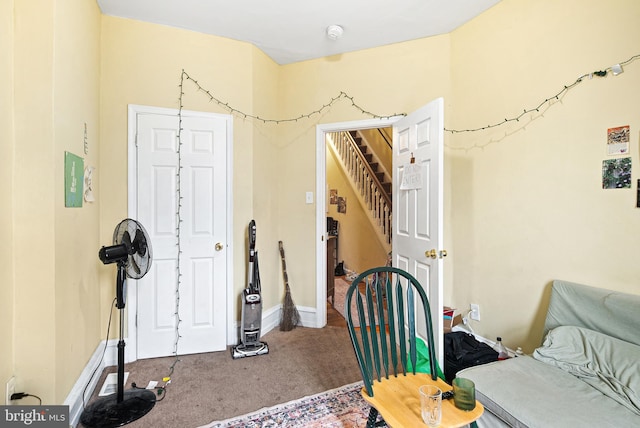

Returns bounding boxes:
[232,220,269,358]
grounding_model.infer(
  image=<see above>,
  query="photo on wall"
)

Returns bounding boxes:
[606,125,630,155]
[64,151,84,207]
[602,157,632,189]
[337,196,347,214]
[330,189,338,204]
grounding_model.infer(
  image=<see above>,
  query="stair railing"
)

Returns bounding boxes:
[328,131,392,245]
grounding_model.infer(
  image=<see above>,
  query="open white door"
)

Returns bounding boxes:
[392,98,445,362]
[128,105,232,359]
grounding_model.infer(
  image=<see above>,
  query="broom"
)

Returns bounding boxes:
[279,241,301,331]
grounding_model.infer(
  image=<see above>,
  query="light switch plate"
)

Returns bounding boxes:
[305,191,313,204]
[470,303,481,321]
[6,376,15,405]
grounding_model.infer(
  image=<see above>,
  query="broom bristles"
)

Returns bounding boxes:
[280,287,301,331]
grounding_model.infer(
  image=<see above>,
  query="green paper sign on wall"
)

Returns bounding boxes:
[65,151,84,207]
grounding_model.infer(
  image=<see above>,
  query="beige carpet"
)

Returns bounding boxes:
[81,326,362,428]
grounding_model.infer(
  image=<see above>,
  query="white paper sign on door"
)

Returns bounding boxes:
[400,163,423,190]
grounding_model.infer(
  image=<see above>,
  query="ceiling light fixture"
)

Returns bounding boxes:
[326,25,344,41]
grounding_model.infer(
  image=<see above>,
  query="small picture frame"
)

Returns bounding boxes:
[330,189,338,204]
[64,151,84,207]
[606,125,630,155]
[337,196,347,214]
[602,157,631,189]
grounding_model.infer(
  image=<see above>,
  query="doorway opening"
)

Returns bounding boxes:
[315,117,400,327]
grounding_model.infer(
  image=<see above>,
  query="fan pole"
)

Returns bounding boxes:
[117,263,126,403]
[116,261,126,309]
[81,219,156,428]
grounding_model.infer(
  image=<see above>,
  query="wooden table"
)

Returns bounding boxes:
[361,373,483,427]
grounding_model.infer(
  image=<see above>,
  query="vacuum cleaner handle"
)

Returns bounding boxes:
[247,220,258,292]
[248,220,256,262]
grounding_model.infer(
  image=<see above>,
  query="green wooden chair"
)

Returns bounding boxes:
[345,266,482,428]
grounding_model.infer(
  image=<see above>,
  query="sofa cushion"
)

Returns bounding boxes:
[458,355,640,427]
[533,325,640,416]
[544,280,640,347]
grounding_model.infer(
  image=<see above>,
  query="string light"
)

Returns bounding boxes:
[445,53,640,134]
[181,70,405,122]
[165,70,187,379]
[166,53,639,374]
[179,54,638,133]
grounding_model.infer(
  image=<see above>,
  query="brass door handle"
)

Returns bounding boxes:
[425,249,448,259]
[215,242,224,251]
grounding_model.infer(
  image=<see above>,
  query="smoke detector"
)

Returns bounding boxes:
[326,25,344,40]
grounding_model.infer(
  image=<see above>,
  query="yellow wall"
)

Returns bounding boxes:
[7,0,102,403]
[249,49,282,310]
[0,0,15,395]
[12,0,56,401]
[448,0,640,351]
[4,0,640,406]
[53,0,102,401]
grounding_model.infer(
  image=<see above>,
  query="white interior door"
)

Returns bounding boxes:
[129,106,231,359]
[392,98,445,362]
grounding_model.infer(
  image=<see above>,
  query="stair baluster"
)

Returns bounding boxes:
[327,131,392,249]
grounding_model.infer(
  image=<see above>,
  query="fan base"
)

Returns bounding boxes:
[79,389,156,428]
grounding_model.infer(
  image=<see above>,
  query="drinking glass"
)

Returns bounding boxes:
[419,384,442,427]
[452,377,476,411]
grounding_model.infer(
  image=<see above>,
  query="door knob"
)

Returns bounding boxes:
[215,242,224,251]
[425,249,447,259]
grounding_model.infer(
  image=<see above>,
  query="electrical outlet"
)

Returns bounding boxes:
[470,303,481,321]
[6,376,15,405]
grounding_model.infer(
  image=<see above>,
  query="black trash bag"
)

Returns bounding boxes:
[444,331,498,383]
[334,261,345,276]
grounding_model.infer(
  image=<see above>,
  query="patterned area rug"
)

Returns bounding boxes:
[200,381,375,428]
[332,277,353,321]
[333,277,387,328]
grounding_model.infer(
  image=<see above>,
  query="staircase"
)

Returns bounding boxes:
[350,131,392,200]
[327,130,392,249]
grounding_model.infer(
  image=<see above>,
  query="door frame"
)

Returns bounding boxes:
[126,104,234,362]
[315,117,401,327]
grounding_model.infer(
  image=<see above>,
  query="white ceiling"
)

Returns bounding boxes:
[96,0,501,65]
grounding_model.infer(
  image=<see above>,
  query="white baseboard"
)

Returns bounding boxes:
[64,339,118,427]
[296,305,318,327]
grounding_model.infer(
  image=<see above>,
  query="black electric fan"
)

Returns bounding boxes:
[80,219,154,428]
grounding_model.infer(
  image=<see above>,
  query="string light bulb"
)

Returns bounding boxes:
[611,64,623,76]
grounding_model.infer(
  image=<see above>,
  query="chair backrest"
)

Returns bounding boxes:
[345,266,438,397]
